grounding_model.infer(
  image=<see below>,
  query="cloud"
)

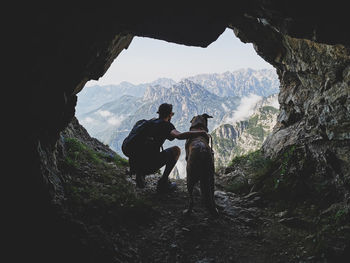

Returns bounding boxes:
[270,96,279,109]
[107,115,125,127]
[97,110,113,117]
[225,93,262,123]
[83,117,96,124]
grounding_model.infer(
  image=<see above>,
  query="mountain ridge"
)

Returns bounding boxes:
[77,68,278,116]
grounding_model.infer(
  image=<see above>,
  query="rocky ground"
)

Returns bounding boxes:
[57,119,349,262]
[121,174,320,263]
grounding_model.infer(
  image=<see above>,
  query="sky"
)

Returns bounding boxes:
[85,28,273,86]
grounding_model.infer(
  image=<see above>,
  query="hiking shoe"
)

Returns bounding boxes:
[156,180,177,193]
[136,173,146,188]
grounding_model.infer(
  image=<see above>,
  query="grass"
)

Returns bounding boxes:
[228,149,273,177]
[64,138,128,168]
[61,137,154,227]
[223,149,275,194]
[274,145,296,189]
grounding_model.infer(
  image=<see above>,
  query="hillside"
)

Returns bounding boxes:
[54,117,349,262]
[212,94,279,168]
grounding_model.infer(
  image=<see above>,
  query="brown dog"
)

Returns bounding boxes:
[184,113,219,216]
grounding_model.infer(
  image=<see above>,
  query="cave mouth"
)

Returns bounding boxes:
[10,5,350,262]
[75,27,279,178]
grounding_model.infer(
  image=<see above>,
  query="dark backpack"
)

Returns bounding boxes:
[122,119,156,157]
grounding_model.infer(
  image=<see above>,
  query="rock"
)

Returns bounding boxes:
[214,190,229,203]
[278,217,311,229]
[242,192,260,200]
[196,258,215,263]
[275,211,289,218]
[181,227,190,232]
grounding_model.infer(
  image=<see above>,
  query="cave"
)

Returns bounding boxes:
[7,2,349,262]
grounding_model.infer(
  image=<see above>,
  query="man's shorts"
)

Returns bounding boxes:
[136,147,175,175]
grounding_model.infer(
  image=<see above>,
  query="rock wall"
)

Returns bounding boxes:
[228,11,349,203]
[262,36,350,203]
[263,37,350,157]
[7,2,350,262]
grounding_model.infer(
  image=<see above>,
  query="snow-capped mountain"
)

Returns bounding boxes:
[76,78,176,116]
[183,68,279,97]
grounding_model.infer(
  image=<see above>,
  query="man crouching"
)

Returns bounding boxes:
[130,103,208,193]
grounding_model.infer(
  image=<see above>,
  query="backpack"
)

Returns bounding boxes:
[121,119,157,158]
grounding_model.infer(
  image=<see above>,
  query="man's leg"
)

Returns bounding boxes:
[133,154,147,189]
[135,171,146,188]
[157,146,181,192]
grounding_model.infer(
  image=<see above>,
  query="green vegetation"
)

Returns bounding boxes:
[211,130,236,150]
[224,149,274,194]
[62,137,153,226]
[245,114,268,141]
[274,145,296,189]
[212,133,235,155]
[334,206,349,223]
[223,146,300,196]
[246,124,265,141]
[64,138,128,168]
[261,106,279,115]
[228,149,273,177]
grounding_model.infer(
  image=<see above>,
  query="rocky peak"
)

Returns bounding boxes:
[171,79,212,96]
[184,68,279,97]
[142,85,169,101]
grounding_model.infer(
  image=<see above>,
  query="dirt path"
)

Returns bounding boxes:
[123,175,310,263]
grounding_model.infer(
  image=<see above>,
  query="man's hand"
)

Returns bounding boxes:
[170,129,209,140]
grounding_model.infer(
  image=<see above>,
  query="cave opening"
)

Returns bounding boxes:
[11,5,350,262]
[75,27,280,178]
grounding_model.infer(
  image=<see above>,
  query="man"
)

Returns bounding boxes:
[132,103,208,193]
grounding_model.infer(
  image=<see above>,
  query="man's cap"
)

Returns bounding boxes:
[157,103,173,115]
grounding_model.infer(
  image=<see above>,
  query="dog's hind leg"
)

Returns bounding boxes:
[200,173,219,217]
[183,177,195,216]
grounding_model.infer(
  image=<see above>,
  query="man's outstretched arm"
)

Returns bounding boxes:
[170,129,208,140]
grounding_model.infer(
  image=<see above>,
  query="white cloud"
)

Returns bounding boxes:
[97,110,113,117]
[107,115,125,127]
[83,117,96,124]
[225,93,262,123]
[270,96,280,109]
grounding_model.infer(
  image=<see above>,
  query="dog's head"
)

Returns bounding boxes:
[190,113,213,132]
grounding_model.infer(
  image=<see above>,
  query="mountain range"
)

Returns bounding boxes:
[76,68,280,178]
[76,68,279,116]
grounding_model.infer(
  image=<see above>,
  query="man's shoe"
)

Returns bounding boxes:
[156,180,177,193]
[136,174,146,188]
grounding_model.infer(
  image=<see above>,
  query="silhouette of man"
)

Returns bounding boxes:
[132,103,208,193]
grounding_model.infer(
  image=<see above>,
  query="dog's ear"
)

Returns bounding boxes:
[190,116,195,123]
[202,113,213,119]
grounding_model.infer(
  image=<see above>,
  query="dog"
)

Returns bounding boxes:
[183,113,219,216]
